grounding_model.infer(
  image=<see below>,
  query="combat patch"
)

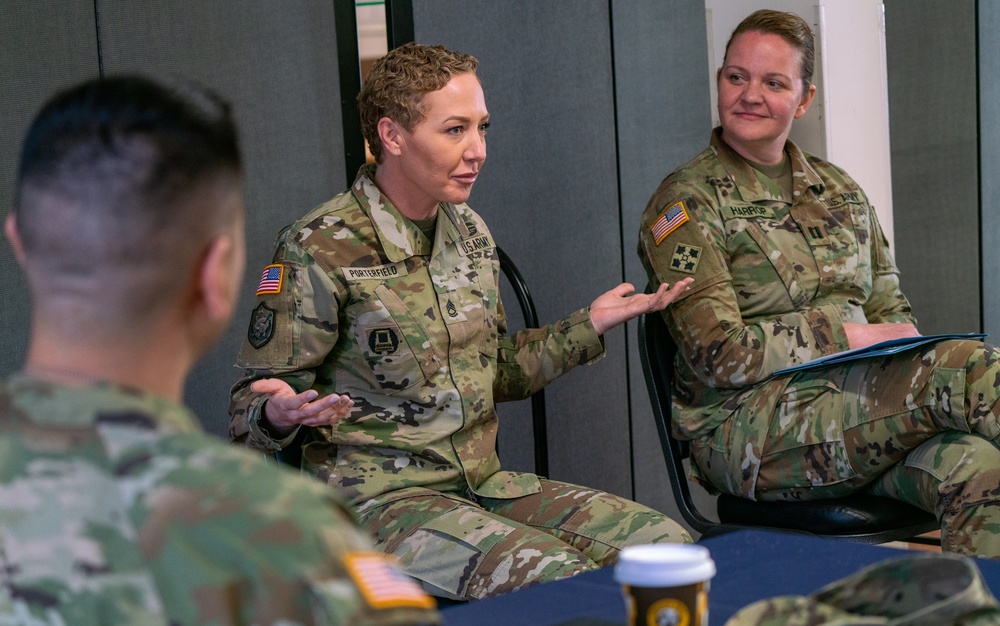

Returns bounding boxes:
[344,262,408,281]
[248,303,276,349]
[670,243,702,274]
[344,552,436,610]
[651,201,690,245]
[368,328,400,355]
[256,264,284,295]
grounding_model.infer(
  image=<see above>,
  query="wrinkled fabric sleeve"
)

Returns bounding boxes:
[863,204,915,325]
[492,298,605,402]
[151,440,440,625]
[229,241,342,452]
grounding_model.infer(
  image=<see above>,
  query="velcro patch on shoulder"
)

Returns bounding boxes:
[256,264,284,295]
[669,243,702,274]
[651,201,690,245]
[344,552,436,610]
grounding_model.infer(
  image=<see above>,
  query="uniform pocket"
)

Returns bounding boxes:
[345,285,439,394]
[755,375,861,492]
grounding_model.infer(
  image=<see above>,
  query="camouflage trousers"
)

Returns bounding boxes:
[356,478,692,600]
[691,339,1000,557]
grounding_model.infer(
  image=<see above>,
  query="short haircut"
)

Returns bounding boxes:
[14,75,242,320]
[358,42,478,162]
[725,9,816,91]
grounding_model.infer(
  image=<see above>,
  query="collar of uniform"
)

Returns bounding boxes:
[709,127,826,204]
[350,164,474,262]
[6,373,202,434]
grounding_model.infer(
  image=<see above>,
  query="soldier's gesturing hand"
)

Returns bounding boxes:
[251,378,355,437]
[589,278,693,336]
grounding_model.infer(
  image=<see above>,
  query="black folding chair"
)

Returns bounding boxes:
[637,307,939,544]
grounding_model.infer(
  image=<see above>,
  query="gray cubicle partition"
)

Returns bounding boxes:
[94,2,350,434]
[0,2,349,436]
[409,0,710,506]
[981,2,1000,338]
[885,0,980,335]
[0,1,99,383]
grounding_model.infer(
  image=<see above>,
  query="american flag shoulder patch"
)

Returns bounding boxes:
[651,200,690,245]
[344,552,436,610]
[256,264,284,295]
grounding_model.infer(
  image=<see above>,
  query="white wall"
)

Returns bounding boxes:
[705,0,894,251]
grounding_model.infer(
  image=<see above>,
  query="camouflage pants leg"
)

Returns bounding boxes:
[357,487,600,601]
[694,340,1000,517]
[479,477,692,567]
[357,480,691,601]
[866,431,1000,557]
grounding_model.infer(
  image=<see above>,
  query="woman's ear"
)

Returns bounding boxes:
[794,83,817,119]
[377,117,404,157]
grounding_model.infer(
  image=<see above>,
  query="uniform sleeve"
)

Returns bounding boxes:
[492,297,606,402]
[145,441,440,626]
[228,234,343,452]
[638,190,852,388]
[862,205,916,325]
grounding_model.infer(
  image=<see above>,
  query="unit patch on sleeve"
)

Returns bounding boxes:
[651,201,690,245]
[248,303,276,349]
[256,264,284,295]
[670,243,702,274]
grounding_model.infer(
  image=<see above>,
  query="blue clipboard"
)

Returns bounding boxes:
[773,333,988,376]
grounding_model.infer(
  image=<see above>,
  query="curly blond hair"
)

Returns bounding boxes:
[358,42,478,162]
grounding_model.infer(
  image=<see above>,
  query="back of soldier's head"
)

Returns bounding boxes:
[14,75,242,321]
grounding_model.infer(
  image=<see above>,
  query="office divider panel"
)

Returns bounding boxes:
[410,0,711,505]
[885,0,980,334]
[981,3,1000,338]
[612,0,714,517]
[411,0,631,495]
[0,3,99,380]
[94,1,348,434]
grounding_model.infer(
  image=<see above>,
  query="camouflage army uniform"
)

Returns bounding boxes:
[638,128,1000,556]
[230,164,690,600]
[727,552,1000,625]
[0,375,438,626]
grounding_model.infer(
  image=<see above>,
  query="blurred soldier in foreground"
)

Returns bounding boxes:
[0,75,438,625]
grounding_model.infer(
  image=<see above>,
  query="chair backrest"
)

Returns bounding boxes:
[497,246,548,477]
[637,309,717,534]
[276,246,549,478]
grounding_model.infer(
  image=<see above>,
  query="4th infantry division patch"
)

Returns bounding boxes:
[670,243,702,274]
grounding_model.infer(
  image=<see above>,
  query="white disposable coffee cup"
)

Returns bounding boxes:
[615,544,716,626]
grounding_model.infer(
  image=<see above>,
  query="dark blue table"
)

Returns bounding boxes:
[441,530,1000,626]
